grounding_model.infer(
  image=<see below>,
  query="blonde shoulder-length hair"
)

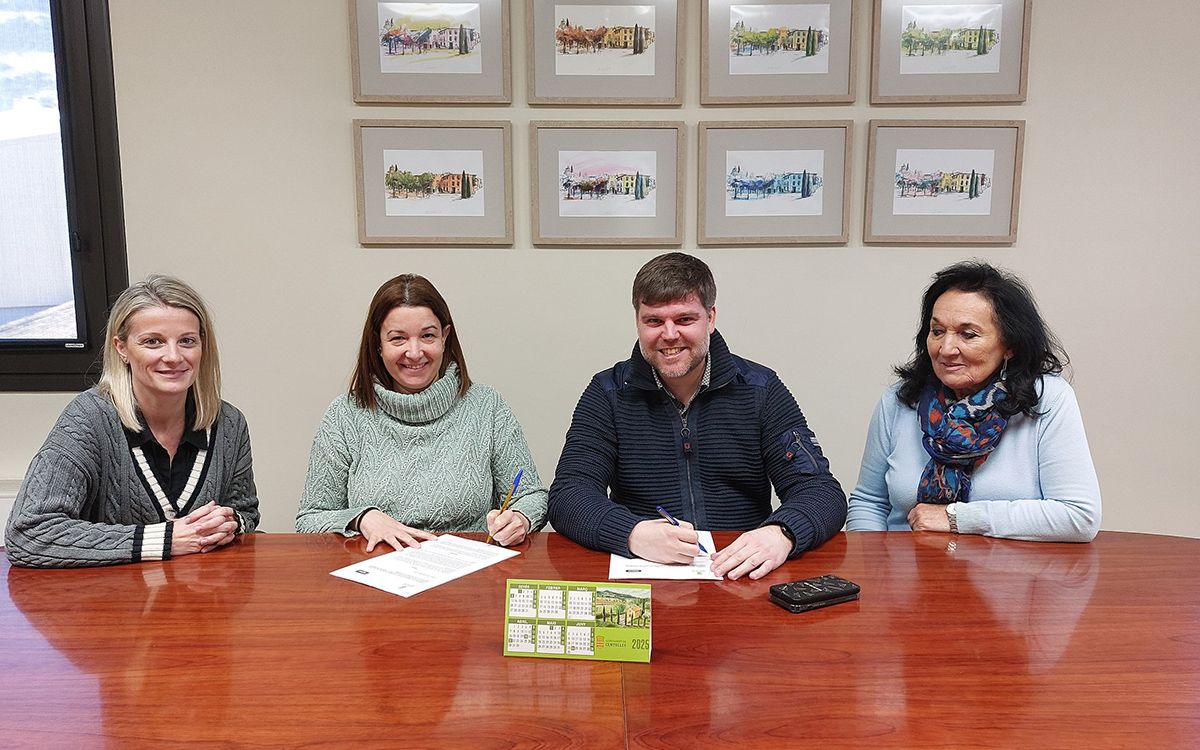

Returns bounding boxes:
[97,275,222,431]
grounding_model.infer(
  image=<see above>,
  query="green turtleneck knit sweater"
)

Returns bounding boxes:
[295,364,547,536]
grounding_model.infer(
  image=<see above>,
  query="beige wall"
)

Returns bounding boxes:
[2,1,1197,537]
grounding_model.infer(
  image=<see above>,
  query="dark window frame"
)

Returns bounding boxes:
[0,0,127,392]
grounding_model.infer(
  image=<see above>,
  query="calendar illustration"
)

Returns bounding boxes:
[503,579,651,663]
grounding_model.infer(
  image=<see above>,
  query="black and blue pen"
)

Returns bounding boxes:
[654,505,709,554]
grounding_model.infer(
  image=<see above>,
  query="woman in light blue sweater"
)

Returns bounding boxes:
[847,262,1101,542]
[295,275,547,550]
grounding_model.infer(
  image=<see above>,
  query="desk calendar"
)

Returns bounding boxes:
[503,579,651,663]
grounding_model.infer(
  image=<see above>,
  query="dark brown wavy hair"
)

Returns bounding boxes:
[895,261,1067,418]
[350,274,471,409]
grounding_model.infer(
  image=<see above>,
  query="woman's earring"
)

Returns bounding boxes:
[1000,357,1010,381]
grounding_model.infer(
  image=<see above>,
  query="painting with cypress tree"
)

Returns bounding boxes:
[382,149,485,217]
[554,4,656,75]
[558,150,657,217]
[377,2,483,74]
[725,150,825,217]
[898,4,1001,75]
[728,3,831,75]
[892,148,995,216]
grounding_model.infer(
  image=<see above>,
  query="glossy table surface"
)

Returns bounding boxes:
[2,530,1199,748]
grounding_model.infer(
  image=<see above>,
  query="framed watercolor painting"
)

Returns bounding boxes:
[526,0,684,105]
[871,0,1030,103]
[350,0,511,103]
[353,120,513,245]
[698,121,852,245]
[701,0,856,104]
[530,121,685,245]
[864,119,1025,244]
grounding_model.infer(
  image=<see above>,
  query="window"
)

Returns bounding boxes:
[0,0,127,391]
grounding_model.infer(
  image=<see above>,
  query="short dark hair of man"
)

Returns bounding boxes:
[895,260,1068,418]
[631,252,717,310]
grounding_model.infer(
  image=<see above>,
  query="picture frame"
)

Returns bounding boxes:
[353,120,514,246]
[530,121,685,246]
[701,0,856,105]
[870,0,1031,104]
[526,0,684,105]
[349,0,511,103]
[864,119,1025,244]
[698,121,852,245]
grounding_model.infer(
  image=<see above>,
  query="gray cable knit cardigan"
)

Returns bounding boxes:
[4,388,260,568]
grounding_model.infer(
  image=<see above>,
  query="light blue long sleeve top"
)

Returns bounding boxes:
[846,375,1101,542]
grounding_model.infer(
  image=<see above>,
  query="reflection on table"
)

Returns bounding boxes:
[2,531,1197,748]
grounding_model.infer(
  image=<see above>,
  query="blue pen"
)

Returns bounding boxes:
[655,504,709,554]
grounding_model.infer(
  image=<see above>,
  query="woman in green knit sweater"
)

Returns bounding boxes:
[295,275,547,549]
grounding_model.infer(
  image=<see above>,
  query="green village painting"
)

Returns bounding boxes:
[594,587,651,627]
[728,3,831,76]
[899,3,1001,74]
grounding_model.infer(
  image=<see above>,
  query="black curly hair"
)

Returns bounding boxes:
[895,261,1068,418]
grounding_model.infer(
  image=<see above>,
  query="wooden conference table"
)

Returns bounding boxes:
[2,531,1198,748]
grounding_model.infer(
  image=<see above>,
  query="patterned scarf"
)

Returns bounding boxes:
[917,379,1010,504]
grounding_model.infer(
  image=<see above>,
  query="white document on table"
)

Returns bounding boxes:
[330,534,519,598]
[608,531,722,580]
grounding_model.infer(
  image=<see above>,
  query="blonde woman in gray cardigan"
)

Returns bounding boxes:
[295,275,547,550]
[5,276,259,568]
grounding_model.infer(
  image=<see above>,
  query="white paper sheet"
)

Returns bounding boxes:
[608,531,722,580]
[330,534,519,597]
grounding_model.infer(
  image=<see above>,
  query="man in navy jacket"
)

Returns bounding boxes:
[549,253,846,579]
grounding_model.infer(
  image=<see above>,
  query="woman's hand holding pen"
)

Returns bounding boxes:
[486,508,530,547]
[358,509,437,552]
[485,468,526,545]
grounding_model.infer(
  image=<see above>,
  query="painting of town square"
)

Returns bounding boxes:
[728,4,831,76]
[725,150,824,217]
[898,4,1001,74]
[377,3,482,74]
[554,4,656,76]
[558,150,657,218]
[383,149,485,217]
[893,148,994,215]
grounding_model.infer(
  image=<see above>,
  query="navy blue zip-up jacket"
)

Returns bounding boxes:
[549,331,847,558]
